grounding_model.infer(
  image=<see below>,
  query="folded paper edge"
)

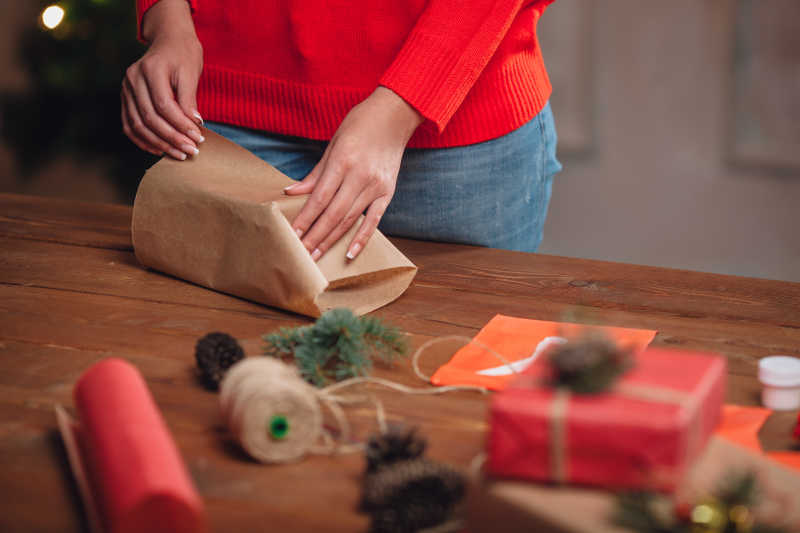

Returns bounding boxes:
[55,405,103,533]
[314,265,418,317]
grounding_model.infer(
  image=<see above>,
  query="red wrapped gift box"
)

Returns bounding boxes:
[487,348,726,490]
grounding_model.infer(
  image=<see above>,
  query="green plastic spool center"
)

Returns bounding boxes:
[269,414,290,440]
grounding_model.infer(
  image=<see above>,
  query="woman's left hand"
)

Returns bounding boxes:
[284,86,423,261]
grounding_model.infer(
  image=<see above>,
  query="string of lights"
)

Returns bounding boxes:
[41,5,66,30]
[1,1,152,202]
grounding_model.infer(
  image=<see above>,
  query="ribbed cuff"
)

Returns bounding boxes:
[380,30,473,133]
[405,49,552,148]
[136,0,197,43]
[379,0,526,133]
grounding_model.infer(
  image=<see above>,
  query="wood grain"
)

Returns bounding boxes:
[1,193,798,532]
[0,193,132,250]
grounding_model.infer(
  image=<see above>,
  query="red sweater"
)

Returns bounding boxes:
[136,0,554,148]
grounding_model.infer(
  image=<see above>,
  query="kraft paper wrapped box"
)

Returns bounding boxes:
[131,129,417,318]
[487,348,727,490]
[469,435,800,533]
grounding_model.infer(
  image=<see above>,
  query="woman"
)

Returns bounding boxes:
[123,0,561,261]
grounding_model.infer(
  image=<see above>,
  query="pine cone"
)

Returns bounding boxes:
[548,334,632,394]
[550,337,612,373]
[195,332,245,390]
[365,426,427,474]
[362,458,466,533]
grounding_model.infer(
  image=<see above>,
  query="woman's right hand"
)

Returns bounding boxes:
[122,0,204,160]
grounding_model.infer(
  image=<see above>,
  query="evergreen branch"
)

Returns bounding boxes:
[262,309,409,387]
[361,315,408,364]
[716,470,758,507]
[611,492,682,533]
[612,471,789,533]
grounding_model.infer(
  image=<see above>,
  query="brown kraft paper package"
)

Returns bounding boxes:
[467,436,800,533]
[131,129,417,317]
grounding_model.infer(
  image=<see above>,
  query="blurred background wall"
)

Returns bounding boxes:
[537,0,800,282]
[0,0,798,282]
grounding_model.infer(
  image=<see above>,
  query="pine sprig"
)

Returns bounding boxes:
[262,309,408,387]
[612,471,790,533]
[716,471,758,507]
[612,492,679,533]
[361,314,408,365]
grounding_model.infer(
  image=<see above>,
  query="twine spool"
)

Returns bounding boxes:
[220,357,322,463]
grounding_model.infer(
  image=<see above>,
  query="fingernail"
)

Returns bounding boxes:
[193,111,204,124]
[187,130,205,144]
[295,228,303,238]
[346,243,361,260]
[311,248,322,261]
[283,183,297,193]
[182,144,199,156]
[170,150,187,161]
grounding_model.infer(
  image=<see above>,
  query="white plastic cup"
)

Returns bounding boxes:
[758,356,800,410]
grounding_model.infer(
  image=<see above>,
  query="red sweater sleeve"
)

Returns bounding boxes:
[136,0,197,43]
[380,0,553,133]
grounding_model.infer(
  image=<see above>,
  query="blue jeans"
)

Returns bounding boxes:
[206,102,560,252]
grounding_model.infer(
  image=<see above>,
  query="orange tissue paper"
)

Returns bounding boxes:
[431,315,656,391]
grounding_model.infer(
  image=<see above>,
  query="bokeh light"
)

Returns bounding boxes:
[41,5,66,30]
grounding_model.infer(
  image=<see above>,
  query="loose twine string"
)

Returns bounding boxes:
[222,334,705,485]
[220,336,495,533]
[222,332,707,500]
[220,334,791,530]
[221,335,510,463]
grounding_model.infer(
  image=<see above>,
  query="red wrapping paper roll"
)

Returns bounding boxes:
[73,358,206,533]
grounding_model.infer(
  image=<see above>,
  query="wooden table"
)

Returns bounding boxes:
[1,193,799,532]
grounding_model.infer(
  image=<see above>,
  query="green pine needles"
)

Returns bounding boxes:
[612,471,790,533]
[263,309,408,387]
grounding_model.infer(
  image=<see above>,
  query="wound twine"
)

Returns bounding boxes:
[220,358,323,463]
[549,388,571,484]
[220,335,503,464]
